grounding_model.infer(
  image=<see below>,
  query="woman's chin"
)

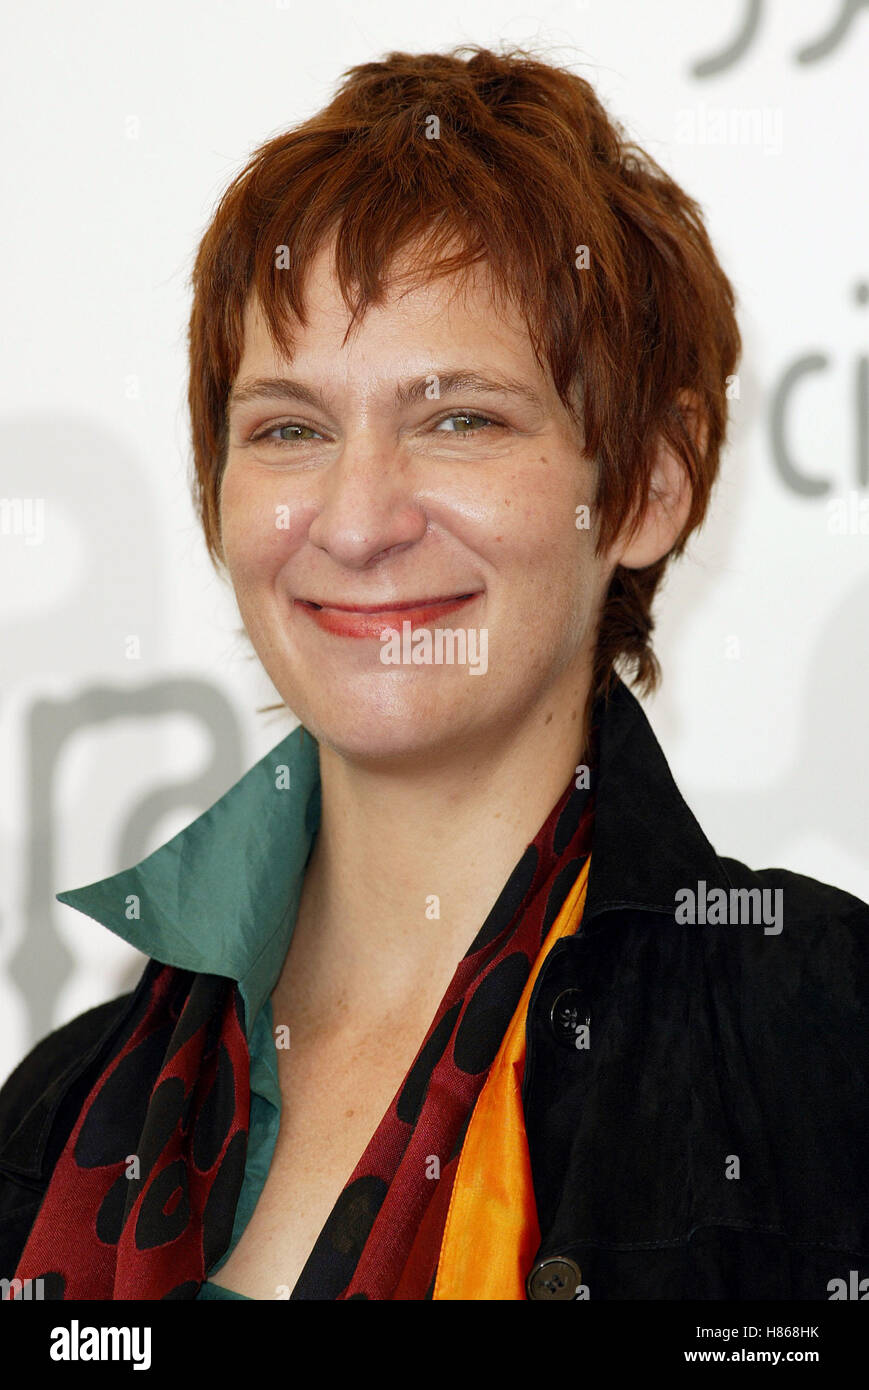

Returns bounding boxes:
[293,696,480,766]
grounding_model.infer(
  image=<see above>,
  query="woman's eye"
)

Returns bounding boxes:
[434,412,497,437]
[252,422,321,445]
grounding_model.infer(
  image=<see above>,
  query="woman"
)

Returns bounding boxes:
[1,44,866,1302]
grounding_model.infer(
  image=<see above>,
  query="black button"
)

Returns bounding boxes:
[526,1256,583,1300]
[550,989,590,1049]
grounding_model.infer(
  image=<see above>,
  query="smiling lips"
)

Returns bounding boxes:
[296,593,480,638]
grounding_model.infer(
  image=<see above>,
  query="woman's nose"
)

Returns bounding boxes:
[305,438,428,567]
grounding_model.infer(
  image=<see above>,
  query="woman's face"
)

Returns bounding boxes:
[219,238,616,763]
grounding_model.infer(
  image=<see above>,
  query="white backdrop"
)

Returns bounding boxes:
[2,0,868,1077]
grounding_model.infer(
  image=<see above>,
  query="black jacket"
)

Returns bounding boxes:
[2,678,867,1299]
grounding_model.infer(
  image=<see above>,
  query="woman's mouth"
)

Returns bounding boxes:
[295,593,481,639]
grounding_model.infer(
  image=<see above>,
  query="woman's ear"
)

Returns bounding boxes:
[611,389,705,571]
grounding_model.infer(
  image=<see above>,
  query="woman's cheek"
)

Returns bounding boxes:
[220,467,302,581]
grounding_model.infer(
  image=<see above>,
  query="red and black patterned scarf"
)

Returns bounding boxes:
[10,737,596,1300]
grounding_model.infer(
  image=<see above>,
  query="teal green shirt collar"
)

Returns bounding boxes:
[56,723,322,1032]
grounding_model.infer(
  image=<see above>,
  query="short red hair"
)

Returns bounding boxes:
[187,43,741,701]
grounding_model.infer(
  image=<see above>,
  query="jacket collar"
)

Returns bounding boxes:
[54,676,730,1031]
[56,723,322,1033]
[581,675,730,924]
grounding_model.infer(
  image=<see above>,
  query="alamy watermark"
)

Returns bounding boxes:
[675,880,783,935]
[0,497,44,545]
[49,1320,151,1370]
[675,103,783,156]
[1,1276,45,1300]
[380,620,488,675]
[827,1270,869,1299]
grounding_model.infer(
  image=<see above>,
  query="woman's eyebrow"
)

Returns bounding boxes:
[227,370,545,413]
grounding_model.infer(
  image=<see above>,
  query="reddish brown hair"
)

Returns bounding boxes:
[187,43,741,702]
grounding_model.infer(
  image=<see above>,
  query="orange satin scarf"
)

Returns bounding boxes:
[433,855,591,1299]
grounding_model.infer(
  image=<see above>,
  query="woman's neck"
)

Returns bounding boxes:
[274,677,593,1032]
